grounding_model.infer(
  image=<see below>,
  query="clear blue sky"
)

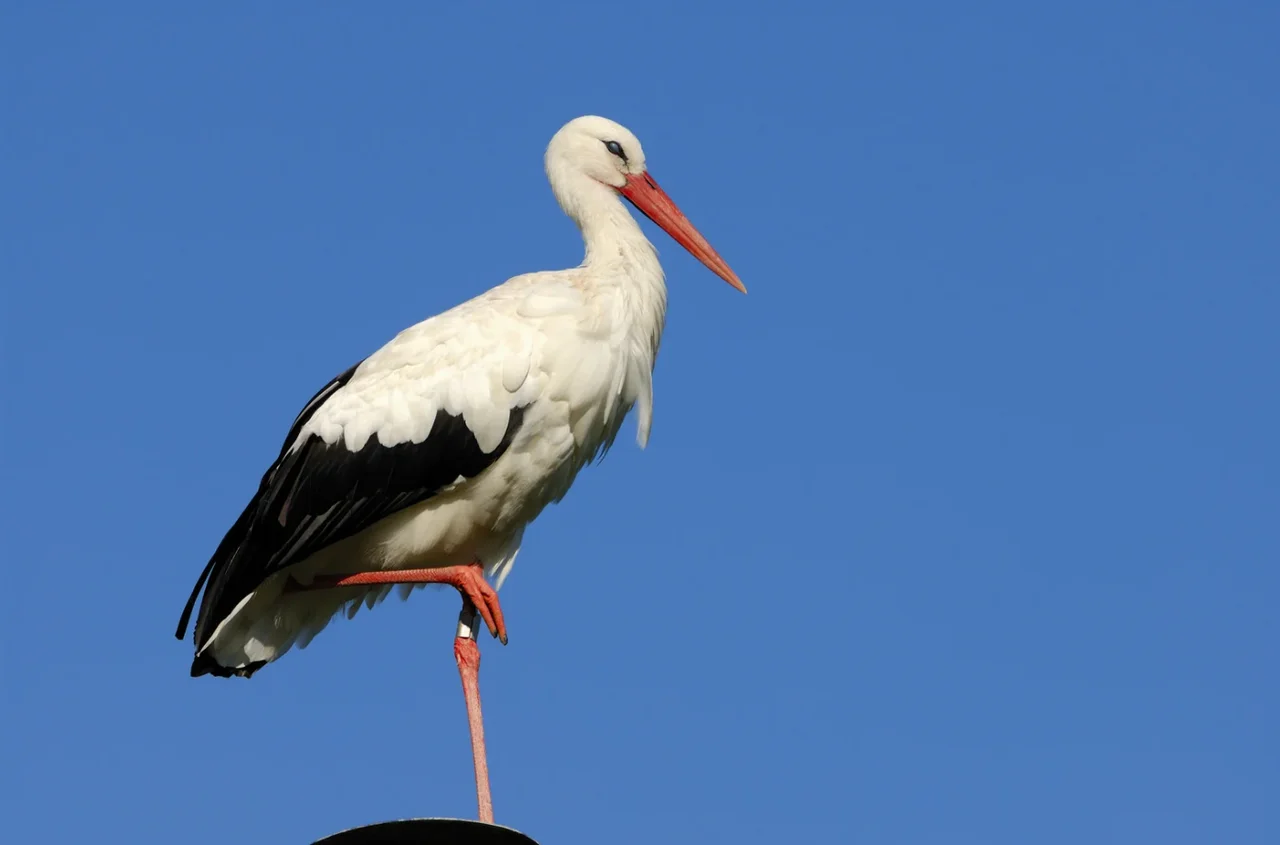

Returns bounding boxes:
[3,3,1277,843]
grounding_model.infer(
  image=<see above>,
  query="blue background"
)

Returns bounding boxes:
[3,3,1277,843]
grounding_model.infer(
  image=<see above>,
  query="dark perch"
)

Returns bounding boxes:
[312,818,539,845]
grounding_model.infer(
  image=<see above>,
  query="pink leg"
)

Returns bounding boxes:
[288,562,502,822]
[455,604,494,824]
[292,562,507,644]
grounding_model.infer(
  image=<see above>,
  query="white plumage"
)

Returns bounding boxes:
[178,115,743,678]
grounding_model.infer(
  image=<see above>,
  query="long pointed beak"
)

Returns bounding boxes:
[619,172,747,293]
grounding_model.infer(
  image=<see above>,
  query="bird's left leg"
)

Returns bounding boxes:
[293,562,508,644]
[288,562,502,823]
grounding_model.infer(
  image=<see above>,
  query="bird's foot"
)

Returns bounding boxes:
[288,562,507,644]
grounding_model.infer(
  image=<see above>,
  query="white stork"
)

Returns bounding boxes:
[176,115,744,822]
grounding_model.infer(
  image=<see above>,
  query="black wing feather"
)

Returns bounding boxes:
[176,362,525,653]
[174,361,361,642]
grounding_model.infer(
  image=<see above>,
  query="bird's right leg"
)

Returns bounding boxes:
[287,563,501,823]
[455,602,494,824]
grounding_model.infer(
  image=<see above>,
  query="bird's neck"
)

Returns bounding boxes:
[549,169,669,447]
[553,170,667,335]
[554,172,661,277]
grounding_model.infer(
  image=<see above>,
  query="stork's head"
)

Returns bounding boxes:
[547,115,648,187]
[546,115,745,293]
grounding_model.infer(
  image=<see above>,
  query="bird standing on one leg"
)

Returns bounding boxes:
[176,115,745,824]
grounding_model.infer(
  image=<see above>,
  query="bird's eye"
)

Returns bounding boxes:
[603,140,628,162]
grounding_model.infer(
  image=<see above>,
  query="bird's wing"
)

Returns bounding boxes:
[177,286,560,647]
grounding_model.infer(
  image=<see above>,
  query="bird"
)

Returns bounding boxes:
[175,115,744,823]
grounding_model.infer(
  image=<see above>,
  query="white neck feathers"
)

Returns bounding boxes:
[545,156,668,447]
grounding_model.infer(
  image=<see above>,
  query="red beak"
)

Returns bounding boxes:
[619,172,747,293]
